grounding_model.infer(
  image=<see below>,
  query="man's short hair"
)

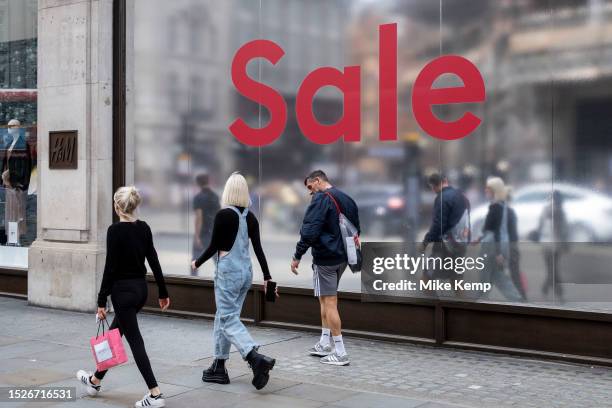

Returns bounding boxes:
[304,170,329,186]
[196,173,209,188]
[427,173,447,188]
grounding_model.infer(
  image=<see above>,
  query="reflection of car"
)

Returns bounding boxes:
[258,182,306,234]
[470,183,612,242]
[346,184,406,237]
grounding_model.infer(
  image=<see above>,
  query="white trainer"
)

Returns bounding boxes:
[134,393,165,407]
[76,369,101,396]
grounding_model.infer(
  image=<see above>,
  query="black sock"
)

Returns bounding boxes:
[88,376,99,388]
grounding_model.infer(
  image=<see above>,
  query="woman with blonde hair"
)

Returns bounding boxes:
[479,177,524,302]
[77,186,170,408]
[192,172,277,390]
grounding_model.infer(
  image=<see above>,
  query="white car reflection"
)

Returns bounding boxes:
[470,183,612,242]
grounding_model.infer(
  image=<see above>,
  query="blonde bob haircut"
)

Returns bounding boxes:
[486,177,509,202]
[114,186,141,221]
[222,172,250,208]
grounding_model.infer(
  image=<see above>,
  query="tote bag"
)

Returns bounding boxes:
[325,192,362,273]
[90,318,128,372]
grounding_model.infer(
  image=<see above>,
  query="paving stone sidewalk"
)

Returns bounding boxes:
[0,296,610,408]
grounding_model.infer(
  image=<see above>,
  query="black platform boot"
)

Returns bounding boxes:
[202,359,230,384]
[246,349,276,390]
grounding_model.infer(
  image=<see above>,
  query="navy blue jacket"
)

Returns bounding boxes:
[423,186,468,244]
[294,187,360,266]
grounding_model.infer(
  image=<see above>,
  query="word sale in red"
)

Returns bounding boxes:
[230,23,486,147]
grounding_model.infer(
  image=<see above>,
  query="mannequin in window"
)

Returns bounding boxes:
[1,119,31,245]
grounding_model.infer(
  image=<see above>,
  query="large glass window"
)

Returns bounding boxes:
[130,0,612,312]
[0,0,37,268]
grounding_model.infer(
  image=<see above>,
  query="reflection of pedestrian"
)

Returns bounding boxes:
[507,187,527,301]
[191,173,220,276]
[479,177,523,302]
[192,172,276,390]
[419,173,469,294]
[536,190,569,302]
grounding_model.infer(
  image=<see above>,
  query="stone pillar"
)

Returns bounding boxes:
[28,0,114,311]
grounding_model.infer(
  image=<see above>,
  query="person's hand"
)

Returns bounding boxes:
[354,235,361,248]
[496,254,504,265]
[159,297,170,311]
[264,280,280,298]
[290,258,300,275]
[97,307,107,321]
[191,260,197,271]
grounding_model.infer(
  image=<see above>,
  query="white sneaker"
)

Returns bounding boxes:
[76,370,101,397]
[134,393,165,407]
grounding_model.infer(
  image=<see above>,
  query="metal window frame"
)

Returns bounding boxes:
[112,0,127,224]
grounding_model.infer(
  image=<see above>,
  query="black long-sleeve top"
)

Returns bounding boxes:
[97,220,168,307]
[482,202,518,255]
[194,207,271,280]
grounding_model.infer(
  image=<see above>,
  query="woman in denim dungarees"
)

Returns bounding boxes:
[192,173,276,390]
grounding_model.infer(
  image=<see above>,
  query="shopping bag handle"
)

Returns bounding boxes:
[96,317,110,339]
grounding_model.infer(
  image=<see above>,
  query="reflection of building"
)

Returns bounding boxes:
[135,0,349,204]
[495,0,612,188]
[133,0,233,207]
[230,0,348,181]
[0,0,37,124]
[351,0,612,193]
[0,0,37,262]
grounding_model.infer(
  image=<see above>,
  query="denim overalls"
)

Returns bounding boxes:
[213,206,257,360]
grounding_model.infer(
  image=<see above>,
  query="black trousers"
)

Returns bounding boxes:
[509,244,527,301]
[94,278,158,389]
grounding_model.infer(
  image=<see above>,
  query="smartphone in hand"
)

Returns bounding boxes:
[265,280,277,302]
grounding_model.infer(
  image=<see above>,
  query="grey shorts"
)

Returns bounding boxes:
[312,263,347,297]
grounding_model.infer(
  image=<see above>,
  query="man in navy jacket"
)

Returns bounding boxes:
[292,170,359,366]
[420,173,469,281]
[422,173,468,246]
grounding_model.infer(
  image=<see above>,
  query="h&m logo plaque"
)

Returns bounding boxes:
[49,130,77,169]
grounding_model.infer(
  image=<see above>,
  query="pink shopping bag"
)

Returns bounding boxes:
[90,318,128,371]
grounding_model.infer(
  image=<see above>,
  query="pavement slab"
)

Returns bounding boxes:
[0,297,610,408]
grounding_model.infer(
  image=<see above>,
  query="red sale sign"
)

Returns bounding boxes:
[230,23,486,146]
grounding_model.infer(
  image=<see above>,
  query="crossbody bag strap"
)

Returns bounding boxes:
[324,191,342,217]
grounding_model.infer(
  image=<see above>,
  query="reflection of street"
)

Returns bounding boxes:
[154,232,362,291]
[471,245,612,311]
[152,231,612,311]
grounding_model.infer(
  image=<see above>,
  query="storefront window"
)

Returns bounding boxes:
[0,0,37,268]
[130,0,612,312]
